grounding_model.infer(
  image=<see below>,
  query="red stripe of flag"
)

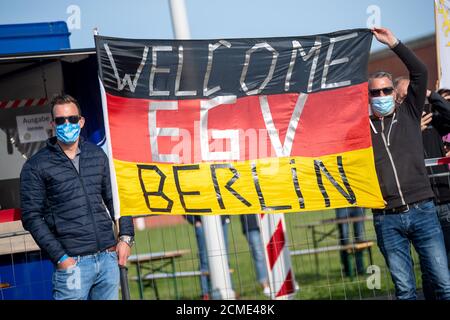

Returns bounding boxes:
[38,98,47,106]
[266,220,285,269]
[106,82,371,163]
[25,99,34,107]
[0,101,6,108]
[276,270,295,297]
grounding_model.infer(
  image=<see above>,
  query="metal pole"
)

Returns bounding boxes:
[202,216,236,300]
[119,266,131,300]
[168,0,191,39]
[429,172,450,178]
[168,0,235,300]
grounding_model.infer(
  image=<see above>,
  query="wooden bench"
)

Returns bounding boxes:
[130,268,235,300]
[291,241,374,261]
[130,270,203,299]
[294,215,375,276]
[291,241,375,278]
[131,270,204,281]
[128,249,190,300]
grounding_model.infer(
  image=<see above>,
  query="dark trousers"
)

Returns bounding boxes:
[422,202,450,300]
[335,207,366,276]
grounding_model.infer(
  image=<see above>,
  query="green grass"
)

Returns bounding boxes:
[125,210,423,300]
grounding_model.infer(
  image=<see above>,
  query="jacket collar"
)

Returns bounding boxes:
[369,109,397,121]
[47,136,85,152]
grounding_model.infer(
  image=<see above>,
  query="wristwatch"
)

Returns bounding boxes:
[119,235,135,248]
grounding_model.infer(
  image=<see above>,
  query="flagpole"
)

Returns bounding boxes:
[93,27,131,300]
[435,0,442,90]
[168,0,236,300]
[94,28,121,222]
[168,0,191,39]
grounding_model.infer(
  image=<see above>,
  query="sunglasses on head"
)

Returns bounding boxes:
[369,87,394,97]
[54,115,81,126]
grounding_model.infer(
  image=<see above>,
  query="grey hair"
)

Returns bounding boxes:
[368,71,393,83]
[393,76,410,89]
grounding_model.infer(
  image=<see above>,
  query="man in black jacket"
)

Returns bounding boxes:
[20,94,135,300]
[395,82,450,279]
[369,28,450,300]
[420,87,450,299]
[395,81,450,299]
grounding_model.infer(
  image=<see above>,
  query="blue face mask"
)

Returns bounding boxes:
[371,95,395,116]
[56,122,81,144]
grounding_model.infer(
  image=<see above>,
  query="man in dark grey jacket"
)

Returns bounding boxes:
[369,27,450,300]
[20,94,135,300]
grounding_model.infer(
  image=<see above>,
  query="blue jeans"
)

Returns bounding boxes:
[422,202,450,299]
[436,203,450,266]
[245,229,268,285]
[195,221,229,296]
[335,207,366,276]
[52,250,119,300]
[373,200,450,300]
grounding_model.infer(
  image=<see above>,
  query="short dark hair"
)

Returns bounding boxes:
[50,94,82,119]
[437,88,450,98]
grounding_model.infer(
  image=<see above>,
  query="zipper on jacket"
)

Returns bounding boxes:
[61,148,102,252]
[380,119,406,206]
[386,112,396,146]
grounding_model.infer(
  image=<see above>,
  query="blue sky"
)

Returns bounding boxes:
[0,0,436,52]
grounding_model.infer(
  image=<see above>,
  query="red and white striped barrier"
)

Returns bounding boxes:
[425,156,450,167]
[259,213,297,300]
[425,156,450,178]
[0,98,48,109]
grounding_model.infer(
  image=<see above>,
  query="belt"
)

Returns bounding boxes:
[71,246,117,261]
[106,246,116,252]
[373,199,431,215]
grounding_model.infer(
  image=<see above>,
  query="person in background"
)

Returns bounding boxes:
[440,89,450,157]
[368,27,450,299]
[393,76,410,106]
[438,88,450,101]
[444,139,450,157]
[335,207,367,277]
[239,214,270,297]
[395,81,450,299]
[20,94,135,300]
[183,215,230,300]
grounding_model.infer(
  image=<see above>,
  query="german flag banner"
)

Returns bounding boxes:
[95,28,385,216]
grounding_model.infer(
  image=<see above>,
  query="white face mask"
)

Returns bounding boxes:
[370,96,395,117]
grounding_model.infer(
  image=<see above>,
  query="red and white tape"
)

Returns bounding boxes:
[259,213,297,299]
[425,156,450,167]
[0,98,48,109]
